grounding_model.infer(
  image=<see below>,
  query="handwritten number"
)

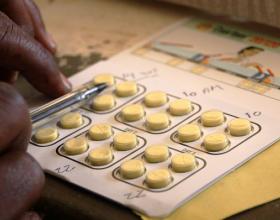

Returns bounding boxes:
[122,68,158,81]
[124,190,146,200]
[55,165,75,174]
[183,84,223,97]
[202,85,223,94]
[183,91,197,97]
[245,111,262,118]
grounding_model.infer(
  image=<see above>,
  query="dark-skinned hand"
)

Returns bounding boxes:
[0,0,72,219]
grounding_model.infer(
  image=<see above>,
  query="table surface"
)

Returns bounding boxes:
[21,0,280,219]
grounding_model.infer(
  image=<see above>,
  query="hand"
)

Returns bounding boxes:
[0,1,68,219]
[0,82,44,220]
[0,0,72,98]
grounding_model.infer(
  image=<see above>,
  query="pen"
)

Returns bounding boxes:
[31,82,108,125]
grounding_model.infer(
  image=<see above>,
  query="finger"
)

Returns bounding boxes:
[0,0,34,35]
[0,0,56,54]
[23,0,57,54]
[0,82,31,153]
[0,12,72,97]
[0,151,45,220]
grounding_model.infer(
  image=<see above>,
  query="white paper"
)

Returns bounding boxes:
[28,18,280,217]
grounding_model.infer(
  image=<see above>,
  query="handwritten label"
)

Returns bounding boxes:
[183,84,224,97]
[202,85,223,94]
[245,111,262,119]
[183,91,197,97]
[54,164,75,174]
[121,68,158,81]
[124,190,146,200]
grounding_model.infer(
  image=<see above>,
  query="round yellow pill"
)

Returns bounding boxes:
[145,169,172,189]
[88,147,113,166]
[146,113,169,131]
[171,153,196,173]
[228,118,251,136]
[60,112,83,129]
[201,110,224,127]
[88,124,113,141]
[144,91,168,107]
[120,159,145,179]
[63,137,88,155]
[169,99,192,116]
[34,127,58,143]
[93,73,115,86]
[115,81,137,97]
[177,124,201,142]
[121,104,145,122]
[203,133,229,152]
[144,144,169,163]
[113,132,137,151]
[92,94,116,111]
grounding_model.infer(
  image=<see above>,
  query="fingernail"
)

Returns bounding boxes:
[60,73,72,92]
[46,32,57,53]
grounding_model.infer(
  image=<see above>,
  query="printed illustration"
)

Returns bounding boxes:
[133,18,280,94]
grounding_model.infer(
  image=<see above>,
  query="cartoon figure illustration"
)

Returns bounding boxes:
[190,53,220,64]
[251,65,275,84]
[190,46,264,66]
[147,16,280,89]
[217,46,264,67]
[213,46,277,84]
[151,40,280,86]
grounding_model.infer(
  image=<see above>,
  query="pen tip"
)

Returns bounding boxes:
[96,83,108,92]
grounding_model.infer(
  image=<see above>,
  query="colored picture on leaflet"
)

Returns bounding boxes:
[150,19,280,88]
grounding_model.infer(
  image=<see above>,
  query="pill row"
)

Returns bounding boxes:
[95,89,193,116]
[113,148,205,191]
[116,92,201,134]
[92,81,139,111]
[32,112,91,146]
[63,130,139,158]
[85,74,146,114]
[33,96,198,145]
[119,146,196,177]
[59,127,195,168]
[199,110,252,134]
[172,111,260,154]
[57,126,147,169]
[120,95,192,127]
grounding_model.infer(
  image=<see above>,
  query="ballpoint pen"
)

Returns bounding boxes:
[31,82,108,126]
